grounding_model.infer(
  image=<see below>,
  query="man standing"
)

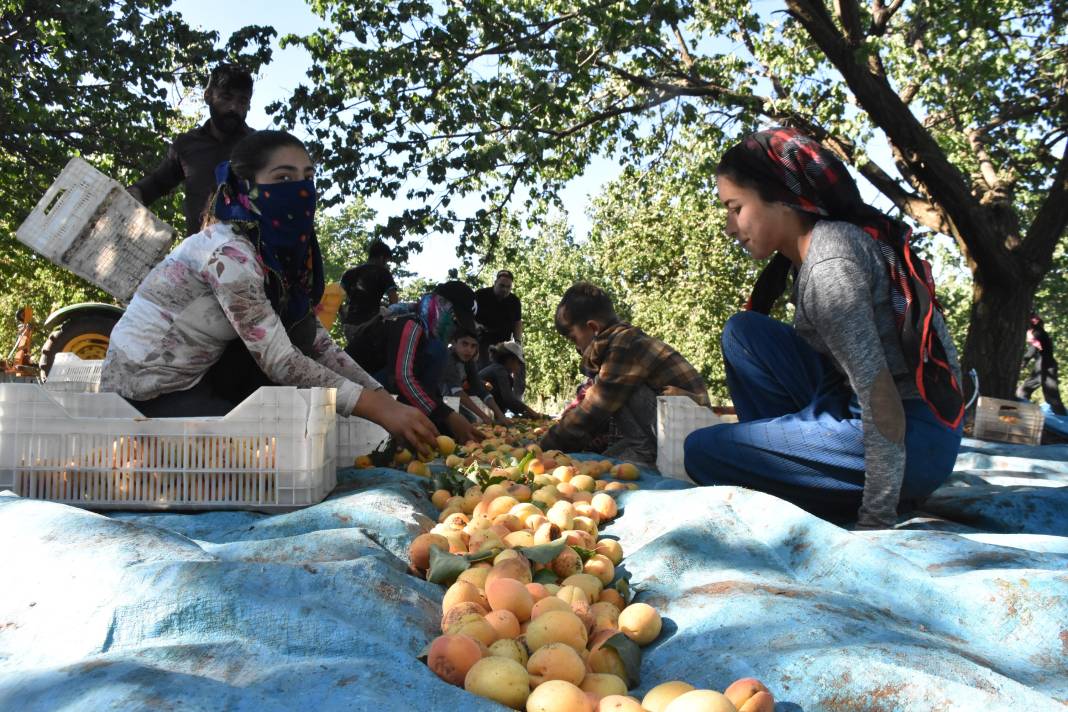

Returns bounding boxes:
[128,63,255,236]
[474,269,523,369]
[340,239,400,349]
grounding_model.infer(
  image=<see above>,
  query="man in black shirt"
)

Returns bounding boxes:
[340,240,399,347]
[128,64,255,235]
[474,270,523,369]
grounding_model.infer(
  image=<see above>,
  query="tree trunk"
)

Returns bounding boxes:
[960,275,1035,400]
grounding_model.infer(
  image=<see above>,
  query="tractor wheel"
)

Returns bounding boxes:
[39,313,120,377]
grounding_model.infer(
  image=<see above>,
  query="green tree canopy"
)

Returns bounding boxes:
[281,0,1068,397]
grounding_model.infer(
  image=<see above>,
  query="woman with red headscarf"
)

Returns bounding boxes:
[683,128,963,529]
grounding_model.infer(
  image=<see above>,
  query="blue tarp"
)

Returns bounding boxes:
[1,438,1066,711]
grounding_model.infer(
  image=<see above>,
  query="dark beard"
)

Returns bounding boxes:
[209,108,244,136]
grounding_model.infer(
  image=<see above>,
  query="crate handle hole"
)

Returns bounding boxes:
[43,188,67,215]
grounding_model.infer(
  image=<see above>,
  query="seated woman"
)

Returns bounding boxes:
[479,341,543,420]
[101,130,437,451]
[684,128,964,529]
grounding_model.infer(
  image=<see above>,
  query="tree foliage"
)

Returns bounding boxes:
[282,0,1068,397]
[0,0,273,354]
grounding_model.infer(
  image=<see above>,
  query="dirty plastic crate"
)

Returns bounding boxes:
[41,353,104,393]
[16,157,176,302]
[656,396,724,481]
[973,396,1044,446]
[0,384,337,511]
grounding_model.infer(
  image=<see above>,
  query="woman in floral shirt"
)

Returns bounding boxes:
[102,131,437,450]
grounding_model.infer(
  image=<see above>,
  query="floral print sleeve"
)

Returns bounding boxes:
[204,239,365,415]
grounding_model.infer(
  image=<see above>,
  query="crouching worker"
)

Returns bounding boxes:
[684,128,964,529]
[442,327,508,425]
[101,130,438,453]
[480,341,543,420]
[539,282,709,465]
[348,281,485,445]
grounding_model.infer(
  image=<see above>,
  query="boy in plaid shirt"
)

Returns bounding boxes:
[541,282,709,465]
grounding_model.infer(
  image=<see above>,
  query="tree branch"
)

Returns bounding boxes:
[833,0,864,45]
[870,0,905,36]
[670,22,694,70]
[1022,147,1068,269]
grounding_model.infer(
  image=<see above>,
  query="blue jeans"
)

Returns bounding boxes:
[683,311,962,522]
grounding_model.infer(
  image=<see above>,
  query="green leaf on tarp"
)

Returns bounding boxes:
[466,548,498,563]
[516,450,535,475]
[517,536,567,564]
[533,568,559,585]
[572,545,596,562]
[531,499,548,512]
[427,545,470,585]
[601,632,642,688]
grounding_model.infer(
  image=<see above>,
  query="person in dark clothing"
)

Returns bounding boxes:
[341,239,399,348]
[348,281,484,444]
[474,270,523,368]
[1016,312,1066,415]
[128,64,255,235]
[479,341,543,419]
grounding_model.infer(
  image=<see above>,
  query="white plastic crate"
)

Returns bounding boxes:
[336,415,389,465]
[0,384,337,511]
[973,396,1044,446]
[656,396,724,481]
[42,353,104,393]
[16,157,176,302]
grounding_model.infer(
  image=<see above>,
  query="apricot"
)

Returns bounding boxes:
[462,486,484,514]
[547,501,576,531]
[561,573,603,602]
[572,516,600,537]
[552,465,577,482]
[408,532,450,573]
[551,546,583,579]
[589,602,621,631]
[441,511,470,530]
[663,690,736,712]
[464,656,530,710]
[598,588,626,610]
[533,521,562,546]
[597,695,645,711]
[488,495,520,519]
[590,493,619,520]
[579,673,628,704]
[527,642,586,686]
[488,637,529,667]
[467,529,504,554]
[486,557,533,587]
[642,681,696,712]
[525,610,588,653]
[723,678,773,712]
[586,642,627,681]
[426,633,484,686]
[555,584,589,607]
[486,577,535,622]
[561,529,596,549]
[445,454,465,469]
[612,463,639,481]
[526,582,551,602]
[571,474,596,492]
[436,434,457,455]
[457,566,490,592]
[485,609,522,640]
[617,602,662,645]
[526,679,593,712]
[441,601,488,633]
[595,539,624,566]
[604,482,628,492]
[506,483,532,502]
[407,460,430,477]
[450,616,499,648]
[443,580,487,612]
[572,501,600,522]
[583,554,616,587]
[556,481,578,499]
[530,596,571,619]
[431,489,452,509]
[510,503,543,525]
[394,448,413,465]
[505,530,537,548]
[495,548,523,565]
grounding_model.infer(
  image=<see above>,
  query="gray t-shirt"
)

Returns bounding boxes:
[791,220,961,527]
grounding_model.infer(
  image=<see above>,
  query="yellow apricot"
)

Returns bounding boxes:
[579,673,628,704]
[595,539,624,565]
[663,690,736,712]
[484,609,521,640]
[641,681,697,712]
[443,579,487,612]
[597,695,645,711]
[527,642,586,686]
[487,637,529,667]
[525,610,588,653]
[561,573,603,602]
[617,602,662,646]
[408,532,449,573]
[464,656,530,710]
[486,576,535,622]
[590,493,619,520]
[526,680,593,712]
[583,554,616,587]
[724,678,774,712]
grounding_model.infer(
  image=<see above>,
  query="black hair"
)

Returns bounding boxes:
[368,239,392,262]
[715,142,787,205]
[206,63,254,94]
[229,130,307,183]
[554,282,618,335]
[496,269,514,281]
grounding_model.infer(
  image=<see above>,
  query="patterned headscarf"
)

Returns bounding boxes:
[721,128,910,314]
[212,160,325,326]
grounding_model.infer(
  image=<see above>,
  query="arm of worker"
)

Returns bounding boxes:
[802,257,906,530]
[388,319,459,433]
[128,144,184,206]
[540,341,640,452]
[512,320,523,344]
